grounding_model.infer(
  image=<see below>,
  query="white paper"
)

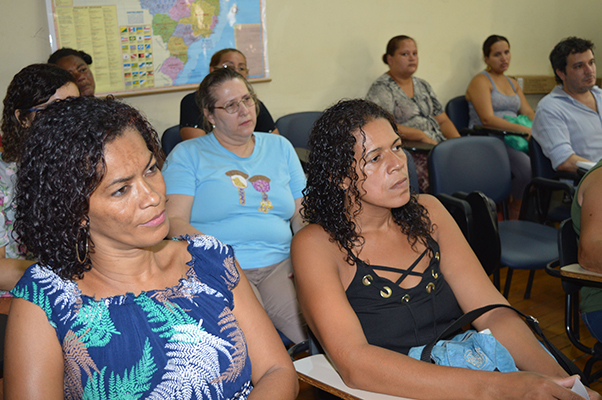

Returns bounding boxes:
[571,378,590,399]
[576,161,596,170]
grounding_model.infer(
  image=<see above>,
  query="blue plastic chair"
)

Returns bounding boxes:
[445,96,470,133]
[429,136,559,298]
[161,125,182,157]
[275,111,322,150]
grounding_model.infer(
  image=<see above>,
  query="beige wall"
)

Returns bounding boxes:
[1,0,601,136]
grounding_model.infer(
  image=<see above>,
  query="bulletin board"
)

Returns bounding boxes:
[45,0,269,96]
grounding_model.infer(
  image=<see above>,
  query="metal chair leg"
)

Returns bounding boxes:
[493,269,500,290]
[524,270,536,299]
[503,268,514,297]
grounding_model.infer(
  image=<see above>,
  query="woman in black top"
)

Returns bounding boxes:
[180,48,277,140]
[291,99,598,400]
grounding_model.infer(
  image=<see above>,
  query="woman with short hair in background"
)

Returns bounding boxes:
[180,48,278,140]
[164,67,307,344]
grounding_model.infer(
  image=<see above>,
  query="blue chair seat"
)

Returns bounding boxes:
[499,221,558,269]
[428,136,563,299]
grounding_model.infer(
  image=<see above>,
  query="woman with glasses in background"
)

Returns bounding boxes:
[179,48,278,140]
[0,64,79,292]
[163,68,307,344]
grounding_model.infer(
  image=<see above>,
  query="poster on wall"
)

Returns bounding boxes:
[45,0,269,96]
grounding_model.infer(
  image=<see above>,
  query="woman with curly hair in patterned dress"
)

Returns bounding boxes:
[5,96,297,399]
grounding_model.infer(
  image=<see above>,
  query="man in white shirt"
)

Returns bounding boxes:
[532,37,602,172]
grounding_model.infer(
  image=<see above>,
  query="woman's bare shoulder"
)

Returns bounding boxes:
[292,224,342,268]
[416,193,444,213]
[466,73,491,92]
[294,223,333,243]
[415,194,455,238]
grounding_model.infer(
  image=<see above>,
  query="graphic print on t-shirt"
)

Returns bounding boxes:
[225,170,249,204]
[225,170,273,213]
[249,175,273,213]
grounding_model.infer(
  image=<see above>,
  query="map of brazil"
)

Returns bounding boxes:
[47,0,267,95]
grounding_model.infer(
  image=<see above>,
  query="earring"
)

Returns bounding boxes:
[76,227,89,264]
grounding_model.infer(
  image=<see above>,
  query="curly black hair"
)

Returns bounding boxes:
[302,99,433,264]
[48,48,93,66]
[549,37,595,84]
[1,64,75,163]
[13,96,163,280]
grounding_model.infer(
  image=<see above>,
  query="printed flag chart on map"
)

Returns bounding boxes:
[45,0,268,96]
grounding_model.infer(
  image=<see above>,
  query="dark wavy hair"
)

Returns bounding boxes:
[13,96,163,280]
[383,35,414,65]
[482,35,509,58]
[550,37,595,84]
[302,99,433,263]
[1,64,75,163]
[195,67,258,132]
[48,48,93,66]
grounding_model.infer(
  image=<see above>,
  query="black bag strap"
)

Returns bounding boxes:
[419,303,587,384]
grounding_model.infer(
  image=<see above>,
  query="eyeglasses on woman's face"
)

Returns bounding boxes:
[220,62,249,75]
[214,94,256,114]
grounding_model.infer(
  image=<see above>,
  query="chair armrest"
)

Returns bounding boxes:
[288,339,309,360]
[402,141,435,153]
[554,170,582,185]
[526,177,575,198]
[520,177,575,221]
[472,125,529,138]
[545,259,563,279]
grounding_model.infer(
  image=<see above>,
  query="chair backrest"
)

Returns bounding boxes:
[530,137,556,179]
[428,136,512,204]
[464,191,501,276]
[558,218,578,267]
[404,149,420,193]
[161,125,182,157]
[445,96,470,132]
[275,111,322,149]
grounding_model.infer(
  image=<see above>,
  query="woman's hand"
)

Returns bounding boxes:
[586,385,602,400]
[487,372,591,400]
[396,124,437,144]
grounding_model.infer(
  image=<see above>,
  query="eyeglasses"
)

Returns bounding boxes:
[26,107,45,112]
[214,95,256,114]
[220,62,249,75]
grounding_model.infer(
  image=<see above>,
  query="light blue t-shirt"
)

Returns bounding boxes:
[162,132,306,269]
[532,85,602,170]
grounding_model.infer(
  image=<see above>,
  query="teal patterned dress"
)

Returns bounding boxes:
[11,235,253,400]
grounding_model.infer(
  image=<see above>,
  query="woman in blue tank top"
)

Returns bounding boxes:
[466,35,535,216]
